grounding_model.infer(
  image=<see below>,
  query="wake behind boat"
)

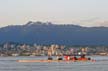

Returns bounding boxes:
[17,60,65,63]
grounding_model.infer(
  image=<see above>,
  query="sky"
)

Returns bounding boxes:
[0,0,108,27]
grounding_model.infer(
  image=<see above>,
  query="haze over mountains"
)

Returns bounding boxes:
[0,21,108,46]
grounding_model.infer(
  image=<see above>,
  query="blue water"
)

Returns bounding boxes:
[0,56,108,71]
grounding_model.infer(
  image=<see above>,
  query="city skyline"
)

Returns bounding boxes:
[0,0,108,27]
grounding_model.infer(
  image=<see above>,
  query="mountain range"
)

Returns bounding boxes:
[0,21,108,46]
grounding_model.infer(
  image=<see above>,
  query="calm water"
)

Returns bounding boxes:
[0,56,108,71]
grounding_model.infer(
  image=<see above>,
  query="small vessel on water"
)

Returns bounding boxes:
[17,55,95,63]
[17,59,95,63]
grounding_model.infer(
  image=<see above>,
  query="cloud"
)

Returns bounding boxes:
[72,18,108,27]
